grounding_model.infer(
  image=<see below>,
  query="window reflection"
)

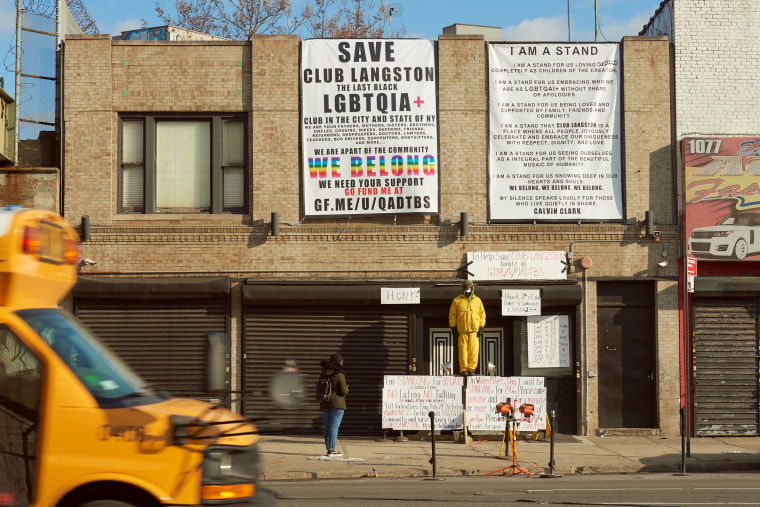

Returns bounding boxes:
[16,309,158,408]
[0,326,41,420]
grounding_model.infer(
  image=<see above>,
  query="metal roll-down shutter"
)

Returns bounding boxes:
[692,298,759,436]
[243,308,409,436]
[75,299,227,400]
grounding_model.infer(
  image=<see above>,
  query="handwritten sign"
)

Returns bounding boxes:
[528,315,570,368]
[464,376,511,431]
[382,375,546,431]
[382,376,463,430]
[501,289,541,315]
[466,376,546,431]
[381,287,420,304]
[467,251,567,281]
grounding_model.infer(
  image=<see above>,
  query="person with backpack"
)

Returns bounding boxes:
[316,352,348,457]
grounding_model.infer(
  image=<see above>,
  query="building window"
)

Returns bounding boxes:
[119,115,247,214]
[0,326,42,421]
[222,120,245,210]
[121,119,145,211]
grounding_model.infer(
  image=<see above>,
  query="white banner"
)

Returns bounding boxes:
[466,251,568,281]
[301,40,439,216]
[488,43,623,221]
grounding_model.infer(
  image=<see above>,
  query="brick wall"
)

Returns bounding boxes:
[63,35,676,281]
[673,0,760,138]
[622,36,673,225]
[0,168,59,211]
[656,280,681,436]
[438,35,488,223]
[63,35,113,226]
[669,0,760,215]
[251,36,300,222]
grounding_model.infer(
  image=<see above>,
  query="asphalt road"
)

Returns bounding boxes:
[261,472,760,506]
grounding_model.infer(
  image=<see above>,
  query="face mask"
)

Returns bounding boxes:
[465,289,472,296]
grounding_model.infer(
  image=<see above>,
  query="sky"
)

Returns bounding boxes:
[0,0,662,99]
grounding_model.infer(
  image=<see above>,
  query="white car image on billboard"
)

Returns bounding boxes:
[688,212,760,260]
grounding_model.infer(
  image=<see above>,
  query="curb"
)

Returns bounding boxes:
[259,460,760,481]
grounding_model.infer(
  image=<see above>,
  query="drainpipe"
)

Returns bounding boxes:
[582,266,589,435]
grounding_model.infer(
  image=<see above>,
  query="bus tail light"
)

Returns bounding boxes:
[64,238,80,265]
[23,226,40,255]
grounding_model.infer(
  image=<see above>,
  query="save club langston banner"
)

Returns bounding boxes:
[488,43,623,222]
[301,39,439,217]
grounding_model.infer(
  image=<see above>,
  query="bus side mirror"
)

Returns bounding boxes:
[206,332,228,393]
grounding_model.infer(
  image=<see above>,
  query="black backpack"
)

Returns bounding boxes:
[316,373,335,403]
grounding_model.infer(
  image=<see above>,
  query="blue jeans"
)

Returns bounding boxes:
[322,408,345,450]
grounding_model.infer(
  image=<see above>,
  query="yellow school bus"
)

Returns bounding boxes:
[0,208,267,506]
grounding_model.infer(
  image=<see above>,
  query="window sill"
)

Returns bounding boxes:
[113,213,251,225]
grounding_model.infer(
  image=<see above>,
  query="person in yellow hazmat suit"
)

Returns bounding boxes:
[448,280,486,376]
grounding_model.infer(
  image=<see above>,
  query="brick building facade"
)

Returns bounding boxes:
[61,34,679,437]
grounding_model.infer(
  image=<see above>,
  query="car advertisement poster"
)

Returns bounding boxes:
[684,137,760,261]
[301,39,439,217]
[488,43,623,222]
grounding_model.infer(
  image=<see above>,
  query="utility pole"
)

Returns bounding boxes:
[14,1,21,166]
[595,0,598,42]
[388,6,396,38]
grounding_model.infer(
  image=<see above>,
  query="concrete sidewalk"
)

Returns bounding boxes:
[257,433,760,481]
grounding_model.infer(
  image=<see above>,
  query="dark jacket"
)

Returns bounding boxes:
[318,359,349,410]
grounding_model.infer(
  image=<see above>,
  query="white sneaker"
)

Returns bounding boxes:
[327,450,343,457]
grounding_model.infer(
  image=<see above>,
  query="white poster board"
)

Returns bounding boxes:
[488,43,623,222]
[527,315,570,368]
[382,376,547,431]
[301,39,439,217]
[382,375,463,430]
[501,289,541,315]
[465,376,546,432]
[381,287,420,304]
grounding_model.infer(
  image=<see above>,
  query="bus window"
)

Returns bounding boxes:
[0,326,40,507]
[0,327,40,376]
[0,326,42,421]
[16,308,163,409]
